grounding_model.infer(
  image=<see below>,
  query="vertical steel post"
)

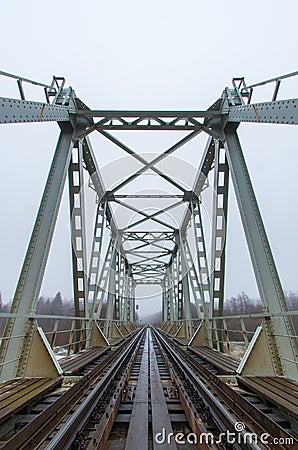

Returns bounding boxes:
[104,244,117,336]
[121,264,129,323]
[172,257,179,321]
[88,202,106,313]
[130,280,136,323]
[183,238,204,320]
[68,140,88,350]
[224,123,298,378]
[0,128,74,380]
[126,268,134,323]
[161,280,167,322]
[167,266,175,322]
[113,252,121,322]
[176,251,183,322]
[209,141,229,351]
[93,239,113,320]
[191,201,212,344]
[177,234,192,337]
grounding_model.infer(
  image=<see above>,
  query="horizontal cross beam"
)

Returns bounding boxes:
[0,97,72,124]
[76,110,222,118]
[228,99,298,125]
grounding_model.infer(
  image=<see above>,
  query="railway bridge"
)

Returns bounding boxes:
[0,70,297,449]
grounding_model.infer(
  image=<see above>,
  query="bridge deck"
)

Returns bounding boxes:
[189,346,240,374]
[0,377,62,425]
[60,346,110,375]
[173,337,189,346]
[108,337,125,346]
[238,376,298,421]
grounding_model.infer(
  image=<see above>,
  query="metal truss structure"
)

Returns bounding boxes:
[0,69,297,382]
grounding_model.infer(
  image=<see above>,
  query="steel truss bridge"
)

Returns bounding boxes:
[0,70,297,449]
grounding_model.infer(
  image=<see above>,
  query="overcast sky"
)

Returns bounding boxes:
[0,1,297,319]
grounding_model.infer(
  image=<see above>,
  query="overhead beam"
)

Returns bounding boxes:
[228,99,298,125]
[0,97,72,124]
[76,110,222,118]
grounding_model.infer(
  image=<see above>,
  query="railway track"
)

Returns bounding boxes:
[0,329,145,449]
[153,328,298,450]
[0,326,297,449]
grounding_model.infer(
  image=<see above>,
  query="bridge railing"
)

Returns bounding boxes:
[0,70,71,105]
[231,70,298,105]
[161,309,298,358]
[0,313,134,363]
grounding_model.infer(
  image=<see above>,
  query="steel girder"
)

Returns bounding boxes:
[68,141,89,350]
[224,124,298,379]
[69,142,88,315]
[0,97,72,124]
[227,71,298,125]
[88,203,106,308]
[228,99,298,125]
[0,125,75,380]
[162,268,174,323]
[209,141,229,351]
[126,276,136,323]
[93,239,114,320]
[191,202,210,316]
[1,97,296,126]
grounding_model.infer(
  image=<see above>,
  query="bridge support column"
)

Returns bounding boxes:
[175,234,192,339]
[88,202,106,328]
[0,127,74,381]
[191,202,212,346]
[125,272,135,324]
[209,141,229,351]
[104,244,117,338]
[68,140,89,350]
[225,124,298,380]
[93,239,114,322]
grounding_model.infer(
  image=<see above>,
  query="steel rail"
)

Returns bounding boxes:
[45,328,145,450]
[153,328,249,450]
[153,327,297,450]
[84,329,150,449]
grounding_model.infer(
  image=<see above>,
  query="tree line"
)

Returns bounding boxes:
[0,290,297,343]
